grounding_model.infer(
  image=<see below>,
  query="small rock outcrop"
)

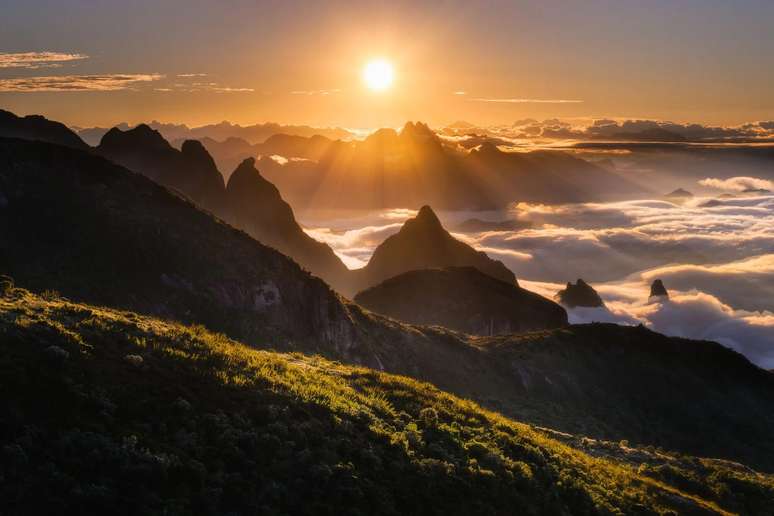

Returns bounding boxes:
[649,279,669,299]
[555,279,604,308]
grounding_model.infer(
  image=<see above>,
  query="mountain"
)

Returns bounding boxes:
[649,279,669,299]
[0,137,359,358]
[78,120,352,147]
[97,124,225,213]
[255,122,646,211]
[224,158,349,288]
[0,109,88,150]
[555,279,605,308]
[665,188,694,199]
[4,137,774,472]
[354,266,568,335]
[6,289,773,515]
[350,206,516,295]
[97,125,349,288]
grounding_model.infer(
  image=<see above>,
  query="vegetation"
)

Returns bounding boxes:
[2,286,774,515]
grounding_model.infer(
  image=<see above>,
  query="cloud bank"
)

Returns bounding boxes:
[0,74,163,92]
[0,51,88,69]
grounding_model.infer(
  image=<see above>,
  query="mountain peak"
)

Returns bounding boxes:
[649,279,669,299]
[555,279,604,308]
[100,123,170,150]
[413,204,441,226]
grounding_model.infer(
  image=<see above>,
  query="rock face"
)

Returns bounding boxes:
[0,109,88,150]
[354,267,567,335]
[555,279,605,308]
[224,158,349,288]
[350,205,516,296]
[649,279,669,299]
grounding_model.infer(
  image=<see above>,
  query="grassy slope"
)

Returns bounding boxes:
[2,286,773,515]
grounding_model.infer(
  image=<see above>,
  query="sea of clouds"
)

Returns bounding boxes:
[301,180,774,369]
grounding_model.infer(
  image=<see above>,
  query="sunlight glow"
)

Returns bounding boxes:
[363,59,394,91]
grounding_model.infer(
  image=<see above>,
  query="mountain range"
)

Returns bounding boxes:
[76,120,353,147]
[190,121,649,210]
[3,133,774,477]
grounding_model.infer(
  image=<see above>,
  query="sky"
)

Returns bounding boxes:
[1,0,774,128]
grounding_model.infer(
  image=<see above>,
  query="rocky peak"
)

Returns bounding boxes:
[407,205,443,233]
[100,124,170,151]
[555,279,605,308]
[649,279,669,299]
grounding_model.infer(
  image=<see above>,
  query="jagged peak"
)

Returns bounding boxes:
[649,279,669,299]
[410,205,443,230]
[100,123,170,150]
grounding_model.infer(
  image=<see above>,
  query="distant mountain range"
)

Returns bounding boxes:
[75,120,353,147]
[3,134,774,474]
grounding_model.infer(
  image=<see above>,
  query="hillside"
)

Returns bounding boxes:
[351,206,516,295]
[3,137,774,472]
[2,287,773,515]
[355,267,567,335]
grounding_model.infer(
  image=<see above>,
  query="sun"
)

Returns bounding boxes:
[363,59,394,91]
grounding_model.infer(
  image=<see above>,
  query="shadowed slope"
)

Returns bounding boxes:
[355,267,567,335]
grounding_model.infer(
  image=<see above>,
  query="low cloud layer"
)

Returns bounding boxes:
[0,74,163,92]
[0,51,87,69]
[699,176,773,192]
[302,193,774,368]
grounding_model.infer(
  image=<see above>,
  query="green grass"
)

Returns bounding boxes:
[2,287,773,515]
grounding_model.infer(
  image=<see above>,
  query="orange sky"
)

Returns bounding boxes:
[2,1,774,128]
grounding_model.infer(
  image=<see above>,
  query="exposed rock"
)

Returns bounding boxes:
[43,345,69,363]
[555,279,605,308]
[649,279,669,299]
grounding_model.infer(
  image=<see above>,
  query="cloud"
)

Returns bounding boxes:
[470,98,584,104]
[177,73,208,77]
[454,91,467,96]
[0,74,163,92]
[699,176,773,192]
[290,89,341,96]
[0,51,88,69]
[521,278,774,369]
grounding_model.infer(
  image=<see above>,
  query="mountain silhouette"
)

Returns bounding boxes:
[97,124,349,288]
[98,124,225,212]
[350,205,516,295]
[250,121,646,211]
[555,279,605,308]
[224,157,349,287]
[649,278,669,299]
[0,109,88,150]
[355,266,567,335]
